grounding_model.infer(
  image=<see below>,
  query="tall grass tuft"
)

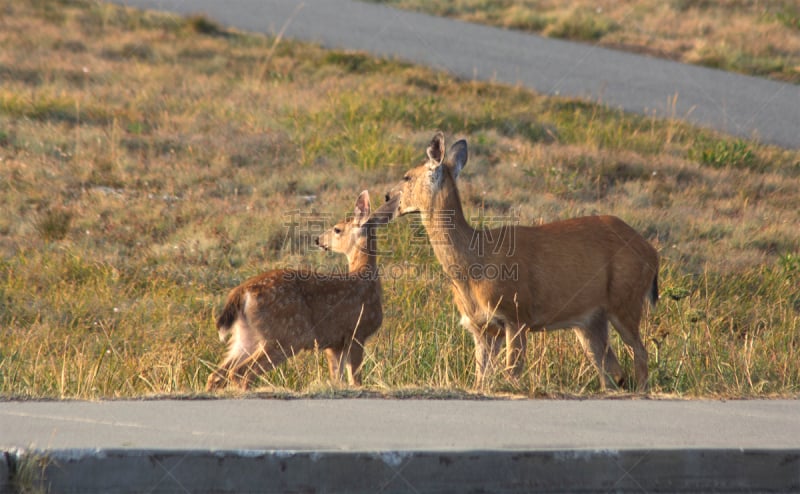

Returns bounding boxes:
[34,208,73,242]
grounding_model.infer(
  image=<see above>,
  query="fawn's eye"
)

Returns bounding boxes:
[403,175,411,182]
[333,227,342,234]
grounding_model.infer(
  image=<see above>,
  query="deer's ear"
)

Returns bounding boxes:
[426,131,446,168]
[448,139,468,180]
[354,190,371,225]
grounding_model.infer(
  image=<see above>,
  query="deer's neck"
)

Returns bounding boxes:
[421,177,479,276]
[346,230,379,280]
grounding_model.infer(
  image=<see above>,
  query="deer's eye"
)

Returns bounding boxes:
[403,175,411,182]
[333,227,342,234]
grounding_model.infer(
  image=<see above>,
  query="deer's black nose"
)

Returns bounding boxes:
[384,193,391,203]
[314,237,319,246]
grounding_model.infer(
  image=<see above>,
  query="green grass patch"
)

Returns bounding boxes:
[689,137,758,170]
[545,8,618,42]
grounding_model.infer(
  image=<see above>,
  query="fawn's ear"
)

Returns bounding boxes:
[354,190,371,225]
[447,139,468,180]
[426,131,446,168]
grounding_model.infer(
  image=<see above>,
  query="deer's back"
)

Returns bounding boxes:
[460,215,657,327]
[520,215,656,269]
[232,269,382,350]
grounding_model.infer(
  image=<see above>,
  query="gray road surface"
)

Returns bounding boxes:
[2,398,799,451]
[2,399,799,492]
[115,0,800,149]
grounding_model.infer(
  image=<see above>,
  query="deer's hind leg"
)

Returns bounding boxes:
[228,345,288,390]
[344,341,365,386]
[207,344,251,391]
[575,309,624,390]
[325,347,346,383]
[206,355,237,391]
[324,334,366,386]
[609,307,649,392]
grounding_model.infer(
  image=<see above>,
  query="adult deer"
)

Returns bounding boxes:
[383,132,658,391]
[206,191,389,390]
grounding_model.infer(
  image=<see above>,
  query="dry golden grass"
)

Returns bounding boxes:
[0,0,798,399]
[368,0,800,83]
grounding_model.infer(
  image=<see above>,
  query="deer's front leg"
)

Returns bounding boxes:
[325,347,345,382]
[466,320,503,387]
[505,324,527,378]
[461,316,488,385]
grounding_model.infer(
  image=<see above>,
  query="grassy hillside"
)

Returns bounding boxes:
[0,0,798,398]
[367,0,800,84]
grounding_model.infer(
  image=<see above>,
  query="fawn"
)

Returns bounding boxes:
[383,132,659,391]
[206,191,388,390]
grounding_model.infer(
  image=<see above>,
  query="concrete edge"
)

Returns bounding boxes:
[0,452,9,494]
[2,447,799,493]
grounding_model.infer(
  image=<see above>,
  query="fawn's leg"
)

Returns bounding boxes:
[206,360,233,391]
[325,347,346,382]
[231,346,287,390]
[343,341,365,386]
[207,350,247,391]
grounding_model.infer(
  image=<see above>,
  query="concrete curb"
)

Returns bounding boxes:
[0,453,10,494]
[4,447,800,493]
[4,400,800,491]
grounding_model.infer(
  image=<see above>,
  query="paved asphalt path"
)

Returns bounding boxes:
[115,0,800,149]
[2,399,800,492]
[2,399,800,451]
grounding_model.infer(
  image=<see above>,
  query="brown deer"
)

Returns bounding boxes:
[383,132,659,391]
[206,190,388,390]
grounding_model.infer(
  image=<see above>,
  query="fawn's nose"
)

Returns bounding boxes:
[314,237,320,246]
[384,192,390,203]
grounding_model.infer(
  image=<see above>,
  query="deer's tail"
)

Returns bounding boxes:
[217,287,245,331]
[649,274,659,307]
